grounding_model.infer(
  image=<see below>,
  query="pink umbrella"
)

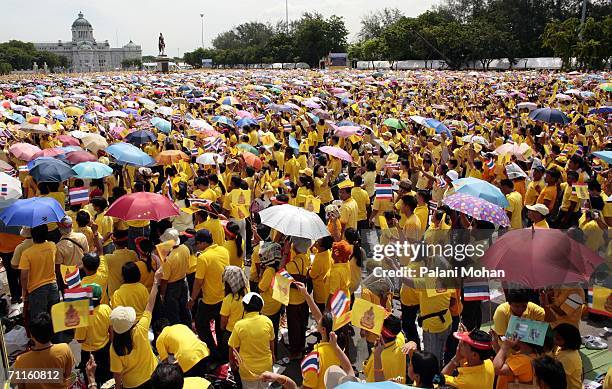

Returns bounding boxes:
[93,103,108,112]
[303,100,321,109]
[65,151,98,164]
[9,143,41,161]
[319,146,353,162]
[313,109,332,120]
[330,87,347,94]
[236,110,254,119]
[106,192,180,221]
[31,147,66,160]
[57,134,80,147]
[327,123,363,138]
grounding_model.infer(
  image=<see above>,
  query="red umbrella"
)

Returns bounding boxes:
[57,134,80,147]
[65,151,97,164]
[241,151,263,170]
[31,147,66,160]
[481,228,605,288]
[105,192,180,221]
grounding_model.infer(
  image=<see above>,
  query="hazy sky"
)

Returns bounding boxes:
[0,0,439,57]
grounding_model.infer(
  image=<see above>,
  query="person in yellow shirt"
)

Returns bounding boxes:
[351,176,371,229]
[193,176,218,202]
[75,283,112,386]
[309,236,333,313]
[18,224,59,320]
[524,166,545,206]
[105,230,138,298]
[153,321,211,377]
[220,266,248,362]
[552,324,583,389]
[90,197,115,254]
[536,169,560,213]
[526,203,550,229]
[326,240,352,304]
[150,361,212,389]
[159,240,192,327]
[338,182,358,235]
[532,355,569,389]
[228,292,275,389]
[195,203,226,246]
[500,179,524,230]
[189,229,230,360]
[441,329,495,389]
[558,171,582,228]
[580,209,605,252]
[285,236,311,360]
[492,335,537,389]
[492,289,545,336]
[111,262,149,321]
[414,190,430,235]
[81,253,109,305]
[75,210,100,254]
[364,315,406,383]
[223,221,245,268]
[257,242,283,345]
[109,270,161,389]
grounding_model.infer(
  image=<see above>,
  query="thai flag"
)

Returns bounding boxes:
[18,165,29,173]
[574,146,584,158]
[463,281,490,301]
[437,176,446,188]
[204,137,224,152]
[384,163,400,169]
[0,183,7,197]
[428,200,438,211]
[256,114,266,122]
[375,184,393,200]
[3,168,16,177]
[69,187,90,205]
[486,158,495,169]
[190,147,199,156]
[330,290,350,318]
[278,269,294,281]
[165,177,173,201]
[188,198,211,208]
[301,351,320,374]
[0,127,14,139]
[283,123,292,131]
[64,286,94,314]
[560,148,568,157]
[467,123,475,131]
[65,268,81,289]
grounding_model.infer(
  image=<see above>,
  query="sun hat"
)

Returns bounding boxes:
[526,203,550,216]
[110,306,136,334]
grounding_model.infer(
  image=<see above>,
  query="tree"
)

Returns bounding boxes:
[0,62,11,75]
[292,13,348,67]
[358,8,403,41]
[466,18,518,69]
[542,18,580,68]
[183,48,218,68]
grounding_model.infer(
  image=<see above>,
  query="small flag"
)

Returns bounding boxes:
[63,286,94,315]
[437,176,446,188]
[271,271,292,305]
[283,177,292,189]
[283,123,292,131]
[428,200,438,211]
[330,290,350,318]
[65,268,81,289]
[190,147,199,156]
[486,158,495,169]
[574,145,584,158]
[375,184,393,200]
[560,148,568,157]
[165,177,173,201]
[467,123,475,131]
[255,114,266,122]
[69,187,89,205]
[18,165,29,173]
[3,168,17,177]
[384,163,400,169]
[278,269,294,281]
[463,281,490,301]
[0,183,8,197]
[301,351,320,375]
[204,137,224,152]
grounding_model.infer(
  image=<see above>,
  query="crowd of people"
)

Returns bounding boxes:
[0,68,610,389]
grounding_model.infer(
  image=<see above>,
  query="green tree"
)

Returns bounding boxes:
[542,18,580,68]
[358,8,403,41]
[293,13,348,67]
[0,62,11,75]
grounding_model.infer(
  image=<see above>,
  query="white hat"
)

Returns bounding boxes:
[526,203,549,216]
[20,227,31,238]
[324,365,359,389]
[160,228,180,243]
[110,306,136,334]
[505,163,527,179]
[242,292,264,307]
[446,170,459,182]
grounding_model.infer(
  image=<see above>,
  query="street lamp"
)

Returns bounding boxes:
[200,13,204,48]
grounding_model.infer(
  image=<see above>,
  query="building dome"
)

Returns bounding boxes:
[123,40,138,49]
[72,12,92,28]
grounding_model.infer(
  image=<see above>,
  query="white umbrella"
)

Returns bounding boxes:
[258,204,330,240]
[196,153,224,165]
[0,172,23,207]
[409,115,428,126]
[105,110,128,118]
[81,133,108,153]
[157,106,174,116]
[556,93,572,101]
[517,102,537,111]
[462,134,489,146]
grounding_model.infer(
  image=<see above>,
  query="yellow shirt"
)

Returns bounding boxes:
[184,377,211,389]
[156,324,210,372]
[195,244,230,304]
[19,241,57,293]
[524,179,544,206]
[418,286,455,333]
[161,244,190,283]
[13,343,74,389]
[495,353,535,389]
[548,288,585,328]
[220,294,245,332]
[444,359,495,389]
[302,342,341,389]
[314,177,333,204]
[349,256,361,293]
[351,187,370,221]
[223,239,244,268]
[75,304,111,352]
[136,260,157,291]
[82,271,109,305]
[414,204,429,235]
[309,250,332,304]
[339,198,358,230]
[110,311,158,388]
[362,171,377,197]
[95,212,114,247]
[554,348,583,389]
[403,213,422,242]
[228,312,275,381]
[285,252,310,305]
[560,182,581,212]
[111,282,149,321]
[105,248,138,297]
[364,339,406,383]
[327,262,351,299]
[75,226,96,252]
[536,184,557,212]
[580,219,604,252]
[493,302,545,335]
[258,267,282,316]
[197,218,225,246]
[506,191,523,230]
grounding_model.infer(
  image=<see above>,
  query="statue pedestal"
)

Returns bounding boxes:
[156,55,170,73]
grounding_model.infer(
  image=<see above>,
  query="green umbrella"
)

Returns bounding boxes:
[383,118,406,130]
[237,143,259,155]
[599,83,612,92]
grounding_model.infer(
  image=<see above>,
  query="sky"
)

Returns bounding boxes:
[0,0,439,57]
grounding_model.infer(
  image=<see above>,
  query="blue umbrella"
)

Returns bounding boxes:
[29,159,75,182]
[52,111,67,121]
[288,135,299,149]
[424,118,452,136]
[337,120,357,127]
[10,113,25,124]
[341,97,355,105]
[0,197,66,227]
[593,151,612,164]
[453,177,509,207]
[106,142,155,166]
[236,118,258,128]
[27,157,57,171]
[121,108,138,116]
[72,161,114,179]
[83,112,97,123]
[212,116,235,127]
[151,117,171,133]
[307,112,320,122]
[528,107,569,125]
[126,129,156,146]
[588,106,612,115]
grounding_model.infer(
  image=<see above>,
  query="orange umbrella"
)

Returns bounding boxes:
[241,151,263,170]
[155,150,189,165]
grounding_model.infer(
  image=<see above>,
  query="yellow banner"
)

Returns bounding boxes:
[51,300,89,333]
[350,298,386,336]
[272,274,291,305]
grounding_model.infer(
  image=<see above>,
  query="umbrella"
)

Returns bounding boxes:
[72,161,114,179]
[423,118,452,136]
[106,143,154,166]
[236,118,258,128]
[494,143,532,161]
[481,228,605,288]
[593,151,612,164]
[196,153,224,165]
[237,143,259,155]
[157,106,174,116]
[442,192,509,227]
[19,123,54,134]
[259,204,329,240]
[189,120,215,132]
[598,83,612,92]
[453,177,509,207]
[319,146,353,162]
[383,118,406,130]
[155,150,189,165]
[516,102,537,111]
[31,147,66,160]
[105,110,128,118]
[105,192,180,221]
[0,197,66,227]
[0,171,23,204]
[461,134,489,146]
[409,115,428,126]
[126,129,156,146]
[57,134,80,146]
[81,133,108,153]
[29,158,75,182]
[212,115,235,127]
[64,106,84,117]
[528,107,569,125]
[241,151,263,170]
[151,117,171,133]
[65,151,97,164]
[217,96,241,106]
[9,143,42,161]
[588,106,612,115]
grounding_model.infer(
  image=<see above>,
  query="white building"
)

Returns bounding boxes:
[34,12,142,72]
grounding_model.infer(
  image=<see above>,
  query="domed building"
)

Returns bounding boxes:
[34,11,142,72]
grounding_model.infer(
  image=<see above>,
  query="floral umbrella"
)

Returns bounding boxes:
[442,192,509,227]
